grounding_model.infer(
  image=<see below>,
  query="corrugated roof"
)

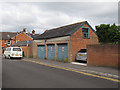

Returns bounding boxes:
[11,41,32,46]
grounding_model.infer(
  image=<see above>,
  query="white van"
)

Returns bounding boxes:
[4,47,23,59]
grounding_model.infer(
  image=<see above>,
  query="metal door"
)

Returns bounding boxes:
[58,44,68,61]
[38,45,45,59]
[47,44,55,60]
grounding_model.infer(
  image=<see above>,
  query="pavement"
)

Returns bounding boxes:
[23,57,120,80]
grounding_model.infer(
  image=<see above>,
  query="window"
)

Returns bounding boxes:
[7,35,10,37]
[8,48,11,51]
[13,48,21,51]
[8,40,11,45]
[4,40,6,44]
[82,27,89,39]
[78,49,87,53]
[5,48,7,51]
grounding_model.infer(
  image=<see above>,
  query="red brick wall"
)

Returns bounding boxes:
[21,46,28,57]
[12,32,33,42]
[2,40,10,47]
[87,44,119,68]
[1,32,33,54]
[70,23,99,61]
[29,43,33,57]
[2,32,32,48]
[1,40,14,50]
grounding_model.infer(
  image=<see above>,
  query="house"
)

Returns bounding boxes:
[1,32,17,49]
[10,29,39,57]
[0,29,39,54]
[32,21,99,62]
[11,28,33,42]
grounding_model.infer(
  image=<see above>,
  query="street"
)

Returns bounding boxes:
[2,58,119,88]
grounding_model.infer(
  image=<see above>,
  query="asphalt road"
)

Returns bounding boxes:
[2,58,119,88]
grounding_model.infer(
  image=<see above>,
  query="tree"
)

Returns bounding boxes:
[95,24,120,44]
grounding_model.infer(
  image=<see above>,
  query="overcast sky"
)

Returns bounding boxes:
[0,0,119,34]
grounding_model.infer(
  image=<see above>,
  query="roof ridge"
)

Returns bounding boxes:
[47,21,87,32]
[35,21,87,40]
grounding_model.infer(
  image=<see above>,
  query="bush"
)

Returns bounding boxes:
[29,56,33,58]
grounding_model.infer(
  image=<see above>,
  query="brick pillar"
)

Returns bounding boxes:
[33,41,38,58]
[68,41,72,62]
[45,41,47,59]
[55,43,58,61]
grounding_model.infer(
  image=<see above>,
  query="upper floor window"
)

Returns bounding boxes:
[82,27,90,39]
[4,40,6,44]
[8,40,11,45]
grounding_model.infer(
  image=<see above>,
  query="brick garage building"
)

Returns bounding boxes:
[33,21,99,62]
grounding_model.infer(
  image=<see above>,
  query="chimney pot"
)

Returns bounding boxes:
[45,30,48,32]
[32,30,35,35]
[23,28,26,33]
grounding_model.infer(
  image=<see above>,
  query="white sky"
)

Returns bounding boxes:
[0,0,119,34]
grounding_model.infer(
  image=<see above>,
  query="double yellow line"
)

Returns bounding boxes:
[23,59,120,83]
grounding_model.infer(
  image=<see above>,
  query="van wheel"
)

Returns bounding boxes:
[5,56,6,59]
[8,55,11,59]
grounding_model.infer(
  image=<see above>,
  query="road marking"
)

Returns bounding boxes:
[23,59,120,83]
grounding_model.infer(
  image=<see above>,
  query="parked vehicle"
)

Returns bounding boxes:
[4,47,23,59]
[76,49,87,62]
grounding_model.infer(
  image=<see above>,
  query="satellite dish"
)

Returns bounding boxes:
[7,35,10,37]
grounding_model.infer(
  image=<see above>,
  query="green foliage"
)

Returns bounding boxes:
[29,56,33,58]
[64,58,68,63]
[95,23,120,44]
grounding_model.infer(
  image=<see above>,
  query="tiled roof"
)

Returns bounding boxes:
[30,34,40,39]
[0,32,17,40]
[0,32,39,40]
[34,21,87,40]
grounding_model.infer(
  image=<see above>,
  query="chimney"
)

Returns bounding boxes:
[32,30,35,35]
[45,30,48,32]
[17,32,19,35]
[22,28,26,33]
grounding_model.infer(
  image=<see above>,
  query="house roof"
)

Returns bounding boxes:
[0,32,39,40]
[0,32,17,40]
[34,21,87,40]
[11,41,32,46]
[29,33,40,39]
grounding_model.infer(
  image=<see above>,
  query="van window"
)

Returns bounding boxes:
[5,48,7,51]
[8,48,11,51]
[5,48,10,51]
[13,48,21,51]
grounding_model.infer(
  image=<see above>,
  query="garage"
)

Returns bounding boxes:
[34,21,99,62]
[38,45,45,59]
[58,44,68,61]
[47,44,55,60]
